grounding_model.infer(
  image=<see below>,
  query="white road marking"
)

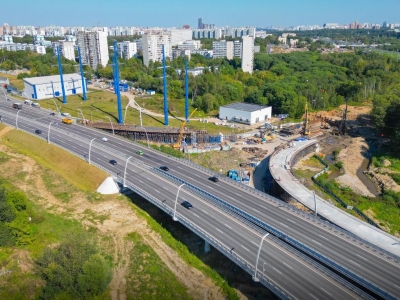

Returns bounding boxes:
[394,284,400,289]
[312,239,322,246]
[272,267,282,274]
[192,213,200,218]
[309,293,319,300]
[348,259,361,267]
[318,234,329,241]
[260,205,268,209]
[216,228,223,234]
[201,209,208,214]
[356,254,367,261]
[287,219,296,224]
[251,241,258,246]
[137,180,143,184]
[280,222,289,228]
[241,245,250,252]
[163,187,168,190]
[320,287,332,296]
[154,189,160,193]
[282,262,292,269]
[225,224,232,229]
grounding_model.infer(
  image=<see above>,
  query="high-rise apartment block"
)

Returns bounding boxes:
[241,36,254,74]
[193,28,222,39]
[53,40,75,61]
[76,31,109,70]
[117,41,137,59]
[142,33,172,67]
[233,41,242,58]
[213,40,233,59]
[170,29,192,46]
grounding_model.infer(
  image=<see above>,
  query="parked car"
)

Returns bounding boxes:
[35,129,42,134]
[136,150,143,155]
[209,176,219,183]
[181,201,193,209]
[109,159,117,165]
[160,166,169,171]
[102,137,108,142]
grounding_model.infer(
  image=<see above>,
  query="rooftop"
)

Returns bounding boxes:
[23,73,83,86]
[221,102,271,112]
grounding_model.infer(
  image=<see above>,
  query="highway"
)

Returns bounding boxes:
[0,96,399,299]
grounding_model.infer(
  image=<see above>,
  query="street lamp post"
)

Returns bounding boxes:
[105,116,115,135]
[88,138,96,165]
[78,109,85,125]
[123,156,132,187]
[172,183,185,221]
[16,110,21,129]
[252,233,269,282]
[313,191,317,217]
[47,121,54,144]
[50,99,60,115]
[141,126,150,148]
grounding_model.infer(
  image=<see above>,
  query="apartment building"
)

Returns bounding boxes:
[233,40,242,58]
[142,33,172,67]
[192,28,222,39]
[52,40,75,61]
[76,31,109,70]
[212,40,233,59]
[177,40,201,51]
[226,27,256,39]
[117,41,137,59]
[241,36,254,73]
[170,29,192,46]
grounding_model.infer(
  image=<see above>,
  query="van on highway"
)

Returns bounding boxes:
[24,100,32,105]
[62,118,73,125]
[12,103,22,109]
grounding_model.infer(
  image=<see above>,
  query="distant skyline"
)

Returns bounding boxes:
[2,0,399,28]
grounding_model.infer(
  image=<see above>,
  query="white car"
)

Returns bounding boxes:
[102,137,108,142]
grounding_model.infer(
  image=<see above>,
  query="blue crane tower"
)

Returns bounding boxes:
[56,46,67,104]
[77,47,87,101]
[185,59,189,122]
[113,41,123,124]
[162,44,169,126]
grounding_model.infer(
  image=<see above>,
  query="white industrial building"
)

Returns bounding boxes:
[241,36,254,73]
[117,41,137,59]
[219,103,272,125]
[23,74,86,100]
[142,33,172,67]
[76,31,109,70]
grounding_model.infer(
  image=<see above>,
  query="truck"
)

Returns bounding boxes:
[62,118,73,125]
[13,103,22,109]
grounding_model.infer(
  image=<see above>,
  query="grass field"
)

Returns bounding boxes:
[0,73,25,90]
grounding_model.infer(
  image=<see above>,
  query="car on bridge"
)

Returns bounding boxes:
[102,137,108,142]
[209,176,219,183]
[160,166,169,171]
[136,150,144,155]
[181,201,193,209]
[35,129,42,134]
[109,159,117,165]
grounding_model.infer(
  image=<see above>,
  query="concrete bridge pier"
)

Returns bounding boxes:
[204,241,211,253]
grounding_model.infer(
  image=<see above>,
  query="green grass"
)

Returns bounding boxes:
[125,232,192,300]
[0,73,24,90]
[301,156,326,169]
[3,127,107,191]
[373,155,400,171]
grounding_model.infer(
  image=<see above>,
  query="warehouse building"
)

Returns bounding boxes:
[23,74,86,100]
[219,102,272,125]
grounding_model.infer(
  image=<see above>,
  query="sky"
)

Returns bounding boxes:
[2,0,399,28]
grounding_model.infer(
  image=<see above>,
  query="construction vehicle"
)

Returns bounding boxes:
[62,118,73,125]
[303,102,310,136]
[172,108,197,149]
[321,118,331,129]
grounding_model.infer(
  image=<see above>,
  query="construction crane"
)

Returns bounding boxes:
[172,108,197,149]
[303,102,310,136]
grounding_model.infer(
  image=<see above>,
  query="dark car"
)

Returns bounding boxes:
[181,201,193,209]
[35,129,42,134]
[109,159,117,165]
[209,176,219,182]
[160,166,169,171]
[50,112,56,116]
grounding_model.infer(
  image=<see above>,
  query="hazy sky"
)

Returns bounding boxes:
[2,0,399,27]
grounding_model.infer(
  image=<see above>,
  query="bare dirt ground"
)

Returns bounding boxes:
[335,137,376,197]
[0,141,226,300]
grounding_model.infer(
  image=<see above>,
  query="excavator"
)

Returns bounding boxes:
[172,108,197,149]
